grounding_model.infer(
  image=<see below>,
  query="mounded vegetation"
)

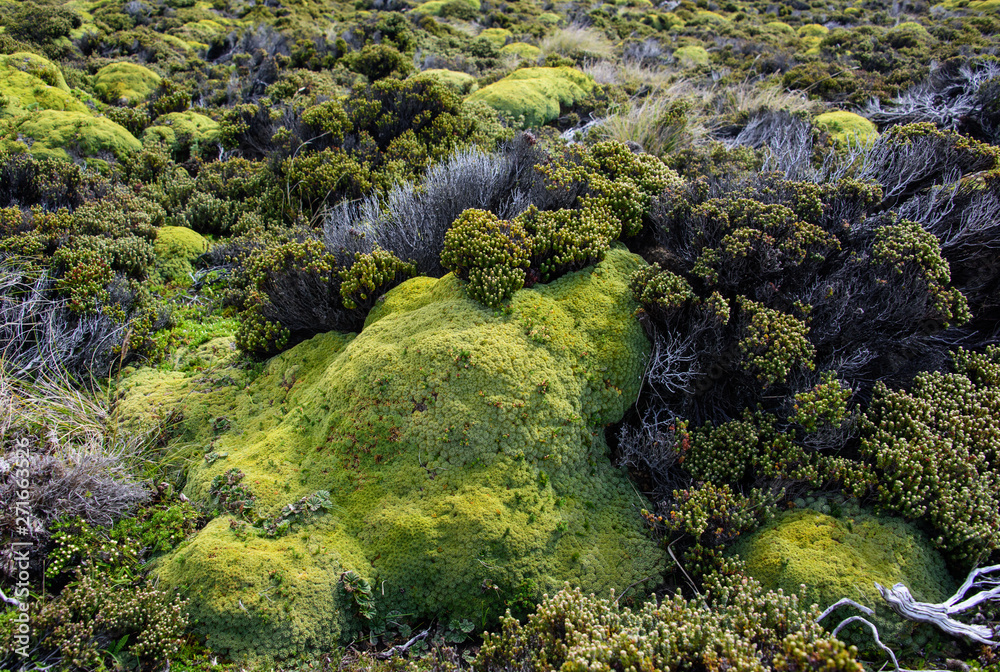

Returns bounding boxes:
[3,0,1000,668]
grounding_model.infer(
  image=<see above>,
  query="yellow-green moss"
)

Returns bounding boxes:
[500,42,543,60]
[765,20,795,34]
[154,225,210,283]
[14,110,142,161]
[673,45,710,67]
[478,27,512,47]
[3,52,70,91]
[814,111,878,145]
[798,23,829,38]
[465,66,595,129]
[123,248,663,660]
[0,53,86,118]
[413,69,479,94]
[145,111,220,151]
[413,0,480,16]
[93,62,162,105]
[731,508,954,647]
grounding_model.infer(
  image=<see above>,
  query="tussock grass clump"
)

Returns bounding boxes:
[0,364,150,577]
[540,25,615,62]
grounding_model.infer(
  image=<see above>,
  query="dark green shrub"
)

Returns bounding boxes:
[338,248,416,314]
[234,237,341,357]
[476,576,862,672]
[861,346,1000,569]
[278,147,374,221]
[441,208,531,308]
[2,2,81,44]
[345,44,414,81]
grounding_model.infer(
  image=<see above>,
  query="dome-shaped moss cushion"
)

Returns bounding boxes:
[730,508,954,648]
[466,66,594,129]
[0,53,85,117]
[14,110,141,161]
[93,62,162,105]
[154,225,210,283]
[814,111,878,146]
[123,247,663,661]
[145,111,220,153]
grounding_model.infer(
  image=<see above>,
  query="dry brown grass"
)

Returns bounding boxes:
[541,25,615,60]
[0,364,151,577]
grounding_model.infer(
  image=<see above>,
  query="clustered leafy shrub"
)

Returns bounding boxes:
[476,576,862,672]
[1,572,189,670]
[440,208,531,308]
[621,131,995,585]
[440,142,682,308]
[861,346,1000,570]
[233,235,416,357]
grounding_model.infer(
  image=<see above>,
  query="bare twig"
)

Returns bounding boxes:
[0,587,22,608]
[375,629,429,659]
[875,564,1000,645]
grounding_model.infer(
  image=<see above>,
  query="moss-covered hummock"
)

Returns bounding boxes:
[731,507,954,647]
[673,45,710,67]
[154,225,210,283]
[145,111,220,153]
[466,66,594,129]
[412,0,480,15]
[14,110,142,161]
[121,247,663,661]
[0,53,86,118]
[93,62,162,105]
[814,111,878,146]
[500,42,543,60]
[413,69,479,94]
[478,27,512,47]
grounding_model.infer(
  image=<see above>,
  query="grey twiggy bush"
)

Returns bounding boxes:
[324,136,540,276]
[0,259,133,383]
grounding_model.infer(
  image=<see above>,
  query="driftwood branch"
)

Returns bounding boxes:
[375,629,429,660]
[875,562,1000,646]
[0,587,22,608]
[816,598,873,623]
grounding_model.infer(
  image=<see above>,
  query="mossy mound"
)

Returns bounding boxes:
[145,111,220,153]
[154,225,210,283]
[814,111,878,145]
[886,21,935,47]
[731,508,955,648]
[3,52,71,91]
[673,45,710,67]
[413,69,479,94]
[500,42,543,60]
[478,27,512,47]
[93,62,162,105]
[799,23,830,38]
[466,66,595,129]
[765,20,795,34]
[413,0,480,16]
[0,53,86,118]
[14,110,141,161]
[123,247,663,660]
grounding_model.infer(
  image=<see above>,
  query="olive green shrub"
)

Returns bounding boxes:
[476,575,863,671]
[441,142,682,308]
[440,208,532,308]
[861,346,1000,568]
